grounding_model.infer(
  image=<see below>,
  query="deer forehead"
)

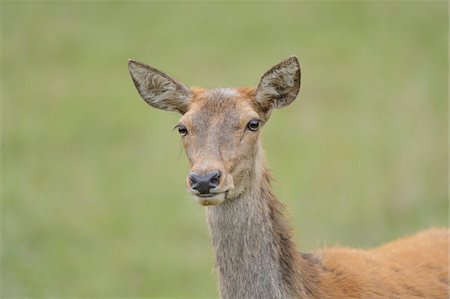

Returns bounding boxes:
[181,88,260,130]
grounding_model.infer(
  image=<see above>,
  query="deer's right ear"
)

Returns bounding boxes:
[128,60,192,114]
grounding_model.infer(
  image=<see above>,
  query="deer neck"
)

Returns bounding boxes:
[205,152,320,299]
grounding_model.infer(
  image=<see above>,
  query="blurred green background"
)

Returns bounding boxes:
[2,1,448,298]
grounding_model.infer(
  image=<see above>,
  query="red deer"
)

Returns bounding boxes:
[128,57,449,299]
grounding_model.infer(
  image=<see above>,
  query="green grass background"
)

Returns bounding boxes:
[2,1,448,298]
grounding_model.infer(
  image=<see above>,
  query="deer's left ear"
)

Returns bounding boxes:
[128,60,192,114]
[255,56,301,112]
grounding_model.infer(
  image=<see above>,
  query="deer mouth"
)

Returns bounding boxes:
[197,193,218,198]
[192,192,227,206]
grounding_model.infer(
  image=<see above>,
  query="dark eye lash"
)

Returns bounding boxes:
[174,124,188,136]
[247,119,262,131]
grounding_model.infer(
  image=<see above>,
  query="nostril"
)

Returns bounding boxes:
[209,171,221,187]
[189,174,198,187]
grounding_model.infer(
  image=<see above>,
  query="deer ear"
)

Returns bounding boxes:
[128,60,192,114]
[255,56,301,112]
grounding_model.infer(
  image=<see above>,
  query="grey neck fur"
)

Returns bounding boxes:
[205,151,319,299]
[207,186,288,298]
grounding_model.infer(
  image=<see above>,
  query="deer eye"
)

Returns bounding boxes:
[177,125,188,136]
[247,119,261,132]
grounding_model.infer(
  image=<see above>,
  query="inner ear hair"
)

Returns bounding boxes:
[128,60,192,114]
[255,56,301,112]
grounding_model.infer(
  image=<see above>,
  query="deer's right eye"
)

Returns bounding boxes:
[177,125,188,136]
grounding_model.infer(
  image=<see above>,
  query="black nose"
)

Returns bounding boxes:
[189,171,221,194]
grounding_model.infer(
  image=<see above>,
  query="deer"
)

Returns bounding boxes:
[128,56,449,299]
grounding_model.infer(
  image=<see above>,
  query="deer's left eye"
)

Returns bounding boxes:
[176,125,188,136]
[247,119,261,132]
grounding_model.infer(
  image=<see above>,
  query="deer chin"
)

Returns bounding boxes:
[192,192,226,206]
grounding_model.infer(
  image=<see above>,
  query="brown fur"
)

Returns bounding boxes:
[128,57,450,298]
[315,228,449,298]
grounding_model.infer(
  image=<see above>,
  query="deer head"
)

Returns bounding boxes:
[128,57,301,206]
